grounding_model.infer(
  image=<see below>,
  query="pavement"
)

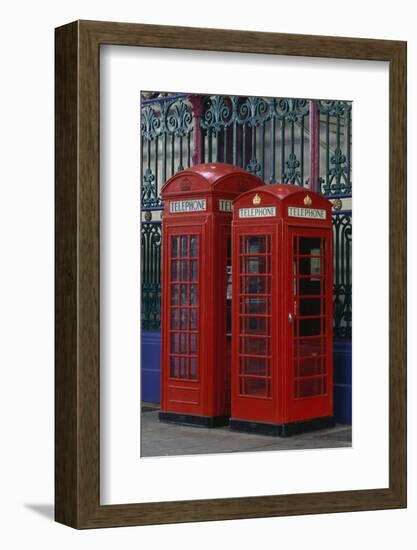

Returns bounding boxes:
[141,405,352,458]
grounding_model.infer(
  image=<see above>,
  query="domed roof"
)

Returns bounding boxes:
[174,162,256,185]
[161,162,264,196]
[234,183,331,205]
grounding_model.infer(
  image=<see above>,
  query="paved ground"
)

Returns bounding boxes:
[141,406,352,458]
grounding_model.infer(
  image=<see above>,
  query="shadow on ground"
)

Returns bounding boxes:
[24,504,54,521]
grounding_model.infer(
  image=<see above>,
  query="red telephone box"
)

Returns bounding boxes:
[230,184,335,436]
[159,163,264,427]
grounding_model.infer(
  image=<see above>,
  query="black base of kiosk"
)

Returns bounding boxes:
[229,416,335,437]
[159,411,229,428]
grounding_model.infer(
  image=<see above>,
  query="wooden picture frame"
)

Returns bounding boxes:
[55,20,407,528]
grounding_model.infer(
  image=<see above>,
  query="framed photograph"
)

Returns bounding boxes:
[55,20,406,528]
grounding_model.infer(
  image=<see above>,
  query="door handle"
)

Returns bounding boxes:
[288,312,293,323]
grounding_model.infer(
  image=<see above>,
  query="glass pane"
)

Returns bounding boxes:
[190,235,198,257]
[170,357,179,378]
[310,256,322,277]
[190,284,198,305]
[181,235,188,257]
[241,276,270,295]
[241,316,269,335]
[241,377,267,397]
[189,358,197,379]
[244,236,267,254]
[190,333,197,354]
[190,260,198,281]
[299,318,321,336]
[298,278,322,296]
[180,357,188,378]
[171,332,179,353]
[171,236,179,258]
[190,308,198,330]
[242,357,268,376]
[241,337,269,356]
[299,298,321,316]
[171,308,179,329]
[298,377,322,398]
[180,333,188,354]
[299,237,321,255]
[299,257,321,276]
[298,357,322,377]
[171,285,179,305]
[180,308,188,330]
[180,284,188,305]
[171,261,179,282]
[180,260,188,281]
[244,256,268,274]
[241,296,270,315]
[296,337,321,357]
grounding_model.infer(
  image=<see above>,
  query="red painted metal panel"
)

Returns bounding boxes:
[160,163,264,424]
[231,184,333,428]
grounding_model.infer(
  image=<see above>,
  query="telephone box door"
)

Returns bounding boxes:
[287,227,333,422]
[162,227,204,416]
[231,227,276,422]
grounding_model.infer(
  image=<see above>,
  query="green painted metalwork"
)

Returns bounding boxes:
[276,98,309,185]
[201,95,311,185]
[141,93,353,338]
[141,95,194,210]
[141,221,162,330]
[141,105,162,209]
[333,211,352,339]
[318,100,352,197]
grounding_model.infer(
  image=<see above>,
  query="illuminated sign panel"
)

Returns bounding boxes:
[287,206,326,220]
[238,206,276,218]
[169,199,207,213]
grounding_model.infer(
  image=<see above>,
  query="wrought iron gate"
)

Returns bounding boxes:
[141,93,352,341]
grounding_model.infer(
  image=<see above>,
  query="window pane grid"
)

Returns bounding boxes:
[238,235,272,399]
[169,235,199,381]
[293,235,328,399]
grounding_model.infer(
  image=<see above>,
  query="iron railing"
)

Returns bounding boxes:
[141,93,352,338]
[141,94,193,211]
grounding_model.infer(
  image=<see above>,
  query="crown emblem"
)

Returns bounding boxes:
[332,198,342,211]
[180,177,192,191]
[303,195,312,206]
[253,193,261,205]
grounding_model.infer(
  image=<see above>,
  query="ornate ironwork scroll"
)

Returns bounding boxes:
[332,212,352,338]
[141,221,162,330]
[141,95,194,210]
[201,95,311,185]
[318,100,352,197]
[140,94,353,339]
